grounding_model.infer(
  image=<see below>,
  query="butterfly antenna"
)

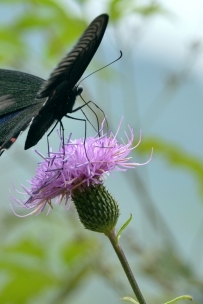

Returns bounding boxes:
[78,51,122,86]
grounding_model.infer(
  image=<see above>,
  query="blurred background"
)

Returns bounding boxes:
[0,0,203,303]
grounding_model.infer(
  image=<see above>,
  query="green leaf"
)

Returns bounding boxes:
[116,213,132,242]
[122,296,139,304]
[163,295,193,304]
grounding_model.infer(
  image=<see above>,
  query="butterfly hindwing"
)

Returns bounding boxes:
[0,104,44,155]
[0,70,45,155]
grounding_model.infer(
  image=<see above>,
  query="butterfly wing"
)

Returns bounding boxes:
[25,14,108,150]
[0,70,45,155]
[0,69,44,114]
[0,104,44,155]
[37,14,109,98]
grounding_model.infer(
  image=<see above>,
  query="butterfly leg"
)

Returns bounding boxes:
[77,97,100,135]
[80,108,98,133]
[71,100,91,113]
[65,115,89,161]
[89,100,108,134]
[46,120,60,156]
[77,97,108,136]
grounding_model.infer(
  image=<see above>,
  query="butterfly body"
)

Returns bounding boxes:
[24,84,82,149]
[0,14,108,155]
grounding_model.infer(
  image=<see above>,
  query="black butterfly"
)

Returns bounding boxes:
[0,14,108,156]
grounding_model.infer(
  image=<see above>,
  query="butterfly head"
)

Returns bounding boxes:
[76,86,83,96]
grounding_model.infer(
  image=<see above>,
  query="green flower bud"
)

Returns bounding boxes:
[73,184,120,233]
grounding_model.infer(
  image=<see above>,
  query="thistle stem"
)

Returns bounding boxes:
[105,229,147,304]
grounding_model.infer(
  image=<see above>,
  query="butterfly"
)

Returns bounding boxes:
[0,14,109,156]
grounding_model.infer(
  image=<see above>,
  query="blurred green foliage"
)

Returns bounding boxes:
[0,0,165,66]
[137,138,203,198]
[108,0,167,21]
[0,213,102,303]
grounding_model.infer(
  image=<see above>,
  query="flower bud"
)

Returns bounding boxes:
[72,184,120,233]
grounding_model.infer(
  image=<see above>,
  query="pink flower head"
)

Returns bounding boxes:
[11,120,151,216]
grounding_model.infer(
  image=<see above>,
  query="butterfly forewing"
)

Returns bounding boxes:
[25,14,108,150]
[37,14,108,98]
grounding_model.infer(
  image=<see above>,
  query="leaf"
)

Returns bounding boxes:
[163,295,193,304]
[122,296,139,304]
[116,214,132,242]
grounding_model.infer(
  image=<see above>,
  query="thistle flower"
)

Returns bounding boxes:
[12,121,151,233]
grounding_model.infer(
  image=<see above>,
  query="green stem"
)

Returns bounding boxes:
[105,229,147,304]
